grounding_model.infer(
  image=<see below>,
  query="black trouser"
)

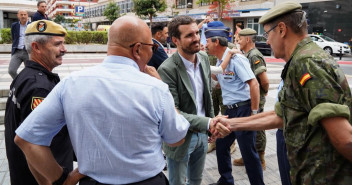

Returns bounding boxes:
[80,172,169,185]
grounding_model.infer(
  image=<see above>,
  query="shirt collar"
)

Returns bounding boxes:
[25,60,59,79]
[103,55,140,70]
[245,48,256,58]
[178,53,200,70]
[219,47,230,63]
[280,37,313,80]
[152,38,164,49]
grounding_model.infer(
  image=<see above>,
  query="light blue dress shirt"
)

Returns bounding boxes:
[18,22,27,49]
[16,56,190,184]
[216,48,255,105]
[200,23,208,46]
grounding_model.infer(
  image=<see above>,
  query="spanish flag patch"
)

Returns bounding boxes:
[31,97,44,110]
[255,60,260,64]
[299,73,311,86]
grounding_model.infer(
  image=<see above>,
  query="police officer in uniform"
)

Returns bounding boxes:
[205,21,264,185]
[214,2,352,184]
[4,20,73,185]
[233,28,269,169]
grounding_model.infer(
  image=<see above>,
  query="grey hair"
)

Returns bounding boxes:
[265,10,308,36]
[25,35,53,54]
[249,35,256,43]
[210,36,228,47]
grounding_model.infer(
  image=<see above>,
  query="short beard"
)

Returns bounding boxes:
[181,41,200,55]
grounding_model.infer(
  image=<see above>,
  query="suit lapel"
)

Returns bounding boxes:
[173,52,197,106]
[198,53,211,116]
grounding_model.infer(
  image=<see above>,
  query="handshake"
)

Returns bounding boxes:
[208,116,232,142]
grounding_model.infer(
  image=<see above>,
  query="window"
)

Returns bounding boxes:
[247,18,264,35]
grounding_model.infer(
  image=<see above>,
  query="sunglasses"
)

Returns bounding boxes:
[129,42,159,52]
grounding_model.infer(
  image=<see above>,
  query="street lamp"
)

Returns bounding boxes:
[185,1,192,15]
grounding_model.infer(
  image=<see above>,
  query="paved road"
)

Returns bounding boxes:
[0,52,350,185]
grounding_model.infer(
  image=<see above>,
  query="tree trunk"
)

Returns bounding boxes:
[149,14,153,29]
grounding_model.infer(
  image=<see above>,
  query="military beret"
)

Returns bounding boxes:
[25,20,67,36]
[239,28,257,36]
[204,21,230,39]
[259,1,302,24]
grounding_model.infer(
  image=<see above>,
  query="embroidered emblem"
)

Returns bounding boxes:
[299,73,311,86]
[36,21,47,32]
[31,97,44,110]
[224,71,235,76]
[255,60,260,64]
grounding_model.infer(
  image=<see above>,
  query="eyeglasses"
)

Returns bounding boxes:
[263,24,278,39]
[129,42,159,52]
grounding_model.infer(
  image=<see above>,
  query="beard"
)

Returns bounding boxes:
[181,41,200,55]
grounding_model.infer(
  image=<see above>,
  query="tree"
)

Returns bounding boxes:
[53,14,65,24]
[133,0,167,27]
[197,0,233,21]
[103,1,121,24]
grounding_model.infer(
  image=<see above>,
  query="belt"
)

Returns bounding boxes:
[226,100,251,109]
[80,172,167,185]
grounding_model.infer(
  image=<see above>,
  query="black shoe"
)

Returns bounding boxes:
[209,182,229,185]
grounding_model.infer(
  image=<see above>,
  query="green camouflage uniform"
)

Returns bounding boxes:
[209,54,226,115]
[275,37,352,184]
[245,48,267,153]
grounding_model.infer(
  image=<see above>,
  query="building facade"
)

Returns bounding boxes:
[47,0,98,21]
[0,0,37,29]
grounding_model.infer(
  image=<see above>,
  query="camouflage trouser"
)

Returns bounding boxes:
[255,107,266,152]
[212,87,226,116]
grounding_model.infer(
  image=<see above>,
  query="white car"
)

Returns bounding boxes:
[309,34,350,56]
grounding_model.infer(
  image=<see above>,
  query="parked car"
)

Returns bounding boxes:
[309,34,350,56]
[255,35,272,56]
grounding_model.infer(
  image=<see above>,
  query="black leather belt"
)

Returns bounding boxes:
[226,100,251,109]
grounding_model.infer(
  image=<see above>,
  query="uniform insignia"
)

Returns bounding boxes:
[31,97,44,110]
[299,73,311,86]
[255,60,260,64]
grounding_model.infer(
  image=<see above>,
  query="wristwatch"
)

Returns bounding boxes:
[252,110,258,115]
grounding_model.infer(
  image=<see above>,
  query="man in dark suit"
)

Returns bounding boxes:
[158,15,229,185]
[32,1,49,21]
[147,22,169,69]
[8,10,30,79]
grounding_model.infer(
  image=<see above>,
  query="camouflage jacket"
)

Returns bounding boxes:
[245,48,267,110]
[275,37,352,184]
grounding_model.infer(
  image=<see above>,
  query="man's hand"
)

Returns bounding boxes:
[144,66,161,80]
[210,116,231,139]
[63,168,85,185]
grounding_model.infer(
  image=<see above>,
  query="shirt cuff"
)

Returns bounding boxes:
[275,102,283,118]
[254,66,266,76]
[308,103,350,126]
[207,118,211,130]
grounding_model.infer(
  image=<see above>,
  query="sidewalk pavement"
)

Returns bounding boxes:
[0,54,285,185]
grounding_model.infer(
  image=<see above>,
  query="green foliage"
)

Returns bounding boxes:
[64,31,108,44]
[53,14,66,24]
[196,0,233,21]
[0,28,12,44]
[103,2,121,23]
[133,0,167,26]
[0,28,107,45]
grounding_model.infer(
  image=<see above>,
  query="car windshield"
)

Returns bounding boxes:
[320,35,336,42]
[256,36,267,42]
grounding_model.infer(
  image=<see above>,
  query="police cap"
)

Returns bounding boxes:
[259,2,302,24]
[25,20,67,36]
[204,21,230,39]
